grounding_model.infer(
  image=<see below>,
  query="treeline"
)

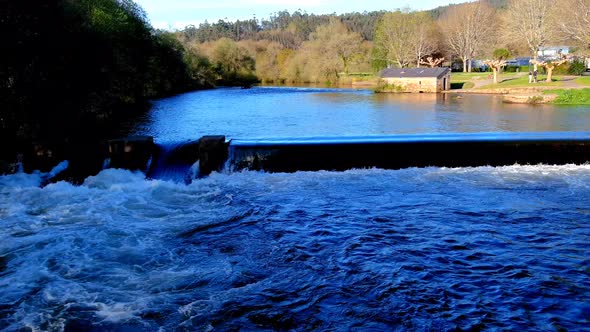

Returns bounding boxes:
[174,0,590,84]
[0,0,212,163]
[180,10,385,46]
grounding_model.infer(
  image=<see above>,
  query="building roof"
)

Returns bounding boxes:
[381,67,450,79]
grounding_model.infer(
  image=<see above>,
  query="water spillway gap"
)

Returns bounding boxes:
[146,140,201,183]
[104,132,590,182]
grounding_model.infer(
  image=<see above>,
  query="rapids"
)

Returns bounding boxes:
[1,165,589,330]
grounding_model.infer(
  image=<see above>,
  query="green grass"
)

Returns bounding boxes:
[574,76,590,86]
[478,76,565,89]
[450,72,518,82]
[544,88,590,105]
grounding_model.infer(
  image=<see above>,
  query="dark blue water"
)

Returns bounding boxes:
[1,87,589,331]
[1,167,589,331]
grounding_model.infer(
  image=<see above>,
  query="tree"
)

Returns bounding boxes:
[439,1,497,72]
[411,12,440,67]
[373,9,440,69]
[309,19,364,76]
[493,48,511,60]
[303,18,364,80]
[530,59,569,82]
[557,0,590,49]
[373,10,417,68]
[483,59,507,83]
[503,0,557,69]
[419,57,445,67]
[209,38,256,79]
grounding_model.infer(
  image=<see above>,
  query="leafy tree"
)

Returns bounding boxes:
[0,0,206,165]
[309,18,364,76]
[373,9,439,69]
[209,38,257,85]
[493,48,511,60]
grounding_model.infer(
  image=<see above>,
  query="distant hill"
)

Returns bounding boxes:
[428,0,508,19]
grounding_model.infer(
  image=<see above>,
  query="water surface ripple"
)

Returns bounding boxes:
[130,87,590,142]
[1,165,589,330]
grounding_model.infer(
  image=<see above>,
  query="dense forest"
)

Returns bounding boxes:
[0,0,214,174]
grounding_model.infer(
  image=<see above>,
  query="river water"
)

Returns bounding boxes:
[1,87,589,331]
[130,87,590,141]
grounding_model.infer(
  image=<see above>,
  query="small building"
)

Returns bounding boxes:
[380,67,451,93]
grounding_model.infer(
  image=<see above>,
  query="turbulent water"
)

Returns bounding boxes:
[1,165,589,331]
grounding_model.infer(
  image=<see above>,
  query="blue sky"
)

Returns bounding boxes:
[134,0,464,30]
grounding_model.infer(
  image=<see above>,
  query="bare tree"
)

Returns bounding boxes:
[530,59,569,82]
[503,0,557,69]
[412,12,439,67]
[439,1,497,72]
[558,0,590,49]
[483,59,507,84]
[420,57,445,68]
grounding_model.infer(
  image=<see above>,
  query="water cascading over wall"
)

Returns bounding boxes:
[103,132,590,182]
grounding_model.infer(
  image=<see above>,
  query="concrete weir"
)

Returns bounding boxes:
[225,132,590,173]
[105,133,590,179]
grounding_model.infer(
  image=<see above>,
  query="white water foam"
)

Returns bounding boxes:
[1,164,589,330]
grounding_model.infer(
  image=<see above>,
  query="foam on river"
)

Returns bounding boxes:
[1,165,589,330]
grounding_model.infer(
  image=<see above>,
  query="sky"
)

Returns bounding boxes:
[133,0,464,30]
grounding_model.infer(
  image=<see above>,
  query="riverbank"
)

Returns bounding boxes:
[411,72,590,105]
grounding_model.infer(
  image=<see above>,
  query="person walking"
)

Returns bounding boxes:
[533,69,538,83]
[528,71,533,83]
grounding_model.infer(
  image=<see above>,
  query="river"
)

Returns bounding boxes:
[130,87,590,141]
[0,87,589,331]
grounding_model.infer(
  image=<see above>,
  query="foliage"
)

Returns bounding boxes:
[493,48,511,60]
[179,10,385,45]
[546,88,590,104]
[0,0,212,158]
[504,65,522,72]
[526,95,545,104]
[375,81,405,93]
[373,9,438,69]
[568,59,587,75]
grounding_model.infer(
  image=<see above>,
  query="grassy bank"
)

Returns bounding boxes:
[544,89,590,105]
[478,76,564,89]
[575,76,590,85]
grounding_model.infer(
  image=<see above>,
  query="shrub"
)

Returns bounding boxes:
[568,59,587,76]
[504,65,521,72]
[553,63,570,75]
[375,81,405,93]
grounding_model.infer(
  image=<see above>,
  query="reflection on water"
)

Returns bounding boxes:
[132,87,590,142]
